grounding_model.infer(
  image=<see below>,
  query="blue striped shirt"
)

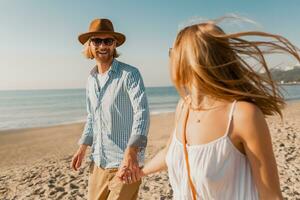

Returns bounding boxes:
[78,59,150,169]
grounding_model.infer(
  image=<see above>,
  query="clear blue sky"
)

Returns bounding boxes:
[0,0,299,90]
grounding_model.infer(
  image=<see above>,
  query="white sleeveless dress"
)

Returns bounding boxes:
[165,101,259,200]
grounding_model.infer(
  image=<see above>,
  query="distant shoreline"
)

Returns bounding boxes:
[279,82,300,85]
[0,99,299,133]
[0,85,299,132]
[0,110,176,133]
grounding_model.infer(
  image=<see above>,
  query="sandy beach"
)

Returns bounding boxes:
[0,101,299,200]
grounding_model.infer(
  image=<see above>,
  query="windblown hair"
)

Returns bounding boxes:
[170,18,300,117]
[82,40,119,59]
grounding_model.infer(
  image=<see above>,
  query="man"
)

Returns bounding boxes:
[71,18,150,200]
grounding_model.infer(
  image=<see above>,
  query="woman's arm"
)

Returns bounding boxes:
[235,102,283,200]
[141,138,172,176]
[141,98,184,176]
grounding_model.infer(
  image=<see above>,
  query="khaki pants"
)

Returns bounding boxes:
[88,162,141,200]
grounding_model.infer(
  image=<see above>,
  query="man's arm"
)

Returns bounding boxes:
[118,69,150,183]
[126,69,150,151]
[78,81,94,146]
[71,81,94,171]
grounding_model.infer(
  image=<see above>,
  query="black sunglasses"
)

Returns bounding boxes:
[90,38,115,46]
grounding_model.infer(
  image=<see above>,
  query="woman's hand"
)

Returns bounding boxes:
[117,147,141,184]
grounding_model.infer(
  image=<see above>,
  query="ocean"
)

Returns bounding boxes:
[0,85,299,131]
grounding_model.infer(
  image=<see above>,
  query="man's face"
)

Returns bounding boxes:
[90,34,116,62]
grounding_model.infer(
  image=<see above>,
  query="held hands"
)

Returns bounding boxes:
[116,147,145,184]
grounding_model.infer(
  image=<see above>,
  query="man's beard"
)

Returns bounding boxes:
[95,49,114,62]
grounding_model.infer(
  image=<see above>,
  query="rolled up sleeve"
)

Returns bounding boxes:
[78,82,94,146]
[126,69,150,150]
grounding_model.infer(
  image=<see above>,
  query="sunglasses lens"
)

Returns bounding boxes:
[103,38,114,45]
[91,38,114,46]
[91,38,101,45]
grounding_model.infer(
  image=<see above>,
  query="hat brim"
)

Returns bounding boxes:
[78,31,126,47]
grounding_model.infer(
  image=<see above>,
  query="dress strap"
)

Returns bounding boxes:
[174,96,190,128]
[224,100,237,137]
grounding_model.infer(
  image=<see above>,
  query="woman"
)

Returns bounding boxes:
[139,19,300,199]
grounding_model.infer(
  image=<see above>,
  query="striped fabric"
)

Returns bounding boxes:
[78,59,150,169]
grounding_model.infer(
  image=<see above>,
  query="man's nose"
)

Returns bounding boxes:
[99,42,106,48]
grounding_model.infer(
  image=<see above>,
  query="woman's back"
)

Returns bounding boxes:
[165,100,259,199]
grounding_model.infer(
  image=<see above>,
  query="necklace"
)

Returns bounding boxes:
[189,108,209,123]
[188,101,221,123]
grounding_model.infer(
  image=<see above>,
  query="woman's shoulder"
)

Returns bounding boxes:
[234,101,265,121]
[174,97,188,120]
[233,100,268,141]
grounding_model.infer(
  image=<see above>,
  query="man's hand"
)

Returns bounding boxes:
[116,147,141,184]
[71,145,88,171]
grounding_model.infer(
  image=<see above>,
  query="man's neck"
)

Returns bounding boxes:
[96,58,113,74]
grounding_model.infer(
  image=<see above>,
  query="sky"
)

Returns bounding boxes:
[0,0,300,90]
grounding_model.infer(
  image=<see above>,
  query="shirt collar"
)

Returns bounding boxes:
[90,59,119,77]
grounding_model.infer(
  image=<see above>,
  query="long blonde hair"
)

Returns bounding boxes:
[170,19,300,117]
